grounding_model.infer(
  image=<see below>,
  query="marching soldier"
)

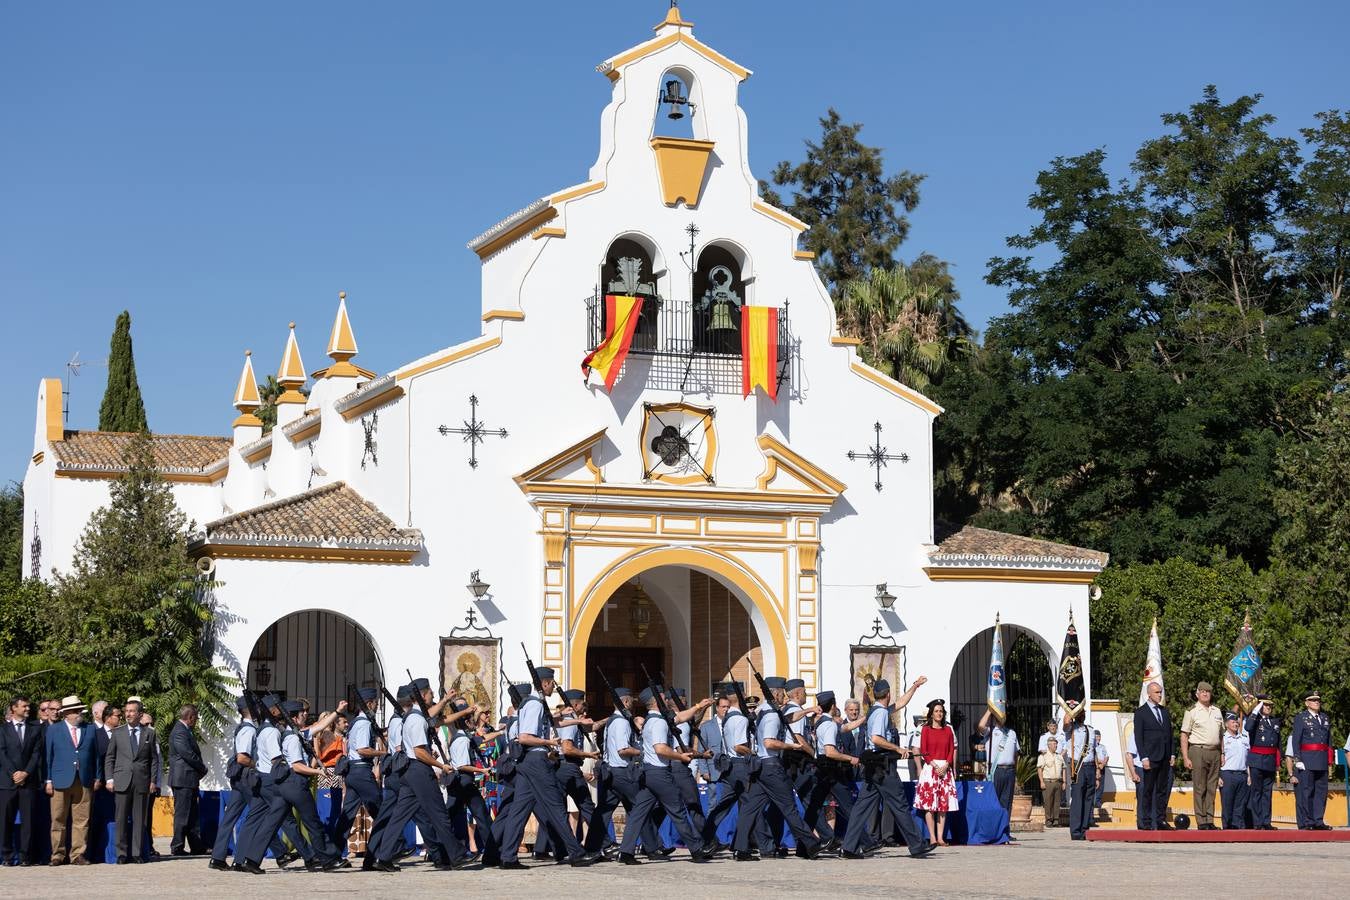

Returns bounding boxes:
[584,687,665,859]
[701,686,760,855]
[801,691,854,851]
[1290,690,1333,830]
[839,676,932,860]
[332,688,386,863]
[495,668,600,868]
[533,688,598,861]
[444,699,501,866]
[654,687,709,840]
[209,698,296,872]
[279,700,344,870]
[488,683,532,856]
[1243,694,1280,829]
[780,678,819,846]
[235,694,306,874]
[732,677,821,860]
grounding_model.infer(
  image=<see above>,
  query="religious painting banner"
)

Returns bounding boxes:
[581,294,644,390]
[1139,615,1165,706]
[440,636,499,723]
[1224,611,1264,715]
[740,305,779,400]
[849,644,907,731]
[986,614,1007,723]
[1055,611,1085,723]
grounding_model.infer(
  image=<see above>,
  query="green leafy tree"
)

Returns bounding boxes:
[256,375,282,433]
[98,310,149,433]
[837,256,971,391]
[1291,110,1350,375]
[0,482,23,583]
[47,433,233,736]
[761,108,925,296]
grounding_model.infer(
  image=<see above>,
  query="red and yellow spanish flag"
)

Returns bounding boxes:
[581,294,644,391]
[740,305,779,401]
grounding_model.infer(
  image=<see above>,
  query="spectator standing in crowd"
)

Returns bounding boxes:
[1037,719,1061,753]
[1,696,42,866]
[44,696,101,865]
[168,705,208,856]
[1132,682,1172,831]
[1180,681,1224,830]
[90,702,107,729]
[1037,737,1065,826]
[1218,712,1250,830]
[90,706,120,861]
[913,699,958,846]
[104,697,160,864]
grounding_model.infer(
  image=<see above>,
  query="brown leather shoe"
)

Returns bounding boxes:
[72,858,91,866]
[49,858,67,866]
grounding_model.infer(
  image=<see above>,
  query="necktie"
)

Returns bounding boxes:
[71,724,79,748]
[130,727,140,754]
[16,722,23,742]
[1154,706,1162,725]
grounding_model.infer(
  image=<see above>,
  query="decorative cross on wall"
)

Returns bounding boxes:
[847,422,909,492]
[29,513,41,579]
[438,395,508,469]
[361,410,379,470]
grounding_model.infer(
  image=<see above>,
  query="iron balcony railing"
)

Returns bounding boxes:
[585,288,792,395]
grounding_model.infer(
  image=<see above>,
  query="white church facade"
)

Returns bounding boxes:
[22,9,1108,773]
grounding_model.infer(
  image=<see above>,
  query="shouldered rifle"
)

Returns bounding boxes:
[594,666,640,755]
[747,660,790,747]
[658,670,709,758]
[640,663,690,753]
[235,670,273,728]
[727,678,753,719]
[345,676,384,740]
[516,646,564,762]
[406,668,448,762]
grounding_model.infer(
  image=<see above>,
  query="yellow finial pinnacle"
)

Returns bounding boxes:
[233,349,263,426]
[325,291,360,371]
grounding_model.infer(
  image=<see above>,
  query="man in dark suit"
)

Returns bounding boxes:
[1132,682,1173,830]
[44,696,103,865]
[168,705,208,855]
[103,697,160,863]
[2,696,44,866]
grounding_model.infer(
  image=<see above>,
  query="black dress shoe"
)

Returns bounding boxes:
[713,841,730,854]
[499,860,529,870]
[242,862,267,875]
[570,852,602,867]
[619,852,642,865]
[822,838,841,853]
[773,846,790,858]
[116,856,130,865]
[689,849,713,863]
[334,858,352,868]
[304,860,325,872]
[275,850,300,868]
[910,842,935,858]
[208,858,231,872]
[171,849,190,857]
[645,845,675,858]
[840,850,868,860]
[532,852,553,861]
[733,851,759,861]
[797,843,822,860]
[132,857,147,864]
[374,860,400,872]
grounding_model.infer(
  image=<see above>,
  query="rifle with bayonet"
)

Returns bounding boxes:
[640,663,691,754]
[406,668,449,762]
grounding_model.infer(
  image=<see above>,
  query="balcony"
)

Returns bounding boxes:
[585,287,792,395]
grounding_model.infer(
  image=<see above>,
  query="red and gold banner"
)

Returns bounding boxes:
[581,294,644,391]
[740,305,778,401]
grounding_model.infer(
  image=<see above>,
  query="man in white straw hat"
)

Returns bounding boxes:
[44,695,102,865]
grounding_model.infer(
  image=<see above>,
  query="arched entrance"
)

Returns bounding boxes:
[948,624,1054,772]
[246,609,383,714]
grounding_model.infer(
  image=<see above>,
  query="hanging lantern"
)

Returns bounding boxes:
[663,79,688,120]
[629,580,652,641]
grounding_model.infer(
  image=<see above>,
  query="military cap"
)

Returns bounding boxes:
[411,677,430,692]
[396,684,414,701]
[562,689,585,702]
[673,688,687,698]
[261,693,281,708]
[871,679,890,696]
[1305,690,1321,701]
[611,687,631,699]
[785,678,805,691]
[816,690,836,710]
[1196,681,1213,693]
[1224,712,1239,722]
[639,686,658,703]
[763,676,787,690]
[536,667,556,681]
[514,683,535,699]
[451,699,470,713]
[357,687,378,701]
[235,697,250,713]
[282,699,305,715]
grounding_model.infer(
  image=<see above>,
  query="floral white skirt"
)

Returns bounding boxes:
[914,761,959,812]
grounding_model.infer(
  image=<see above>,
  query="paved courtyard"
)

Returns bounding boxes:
[4,831,1348,899]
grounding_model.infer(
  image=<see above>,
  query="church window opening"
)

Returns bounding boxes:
[653,70,696,140]
[693,244,745,356]
[602,237,661,351]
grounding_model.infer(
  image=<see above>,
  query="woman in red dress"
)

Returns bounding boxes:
[914,699,958,845]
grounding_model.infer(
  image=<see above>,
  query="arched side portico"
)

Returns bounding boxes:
[569,545,788,687]
[242,607,385,713]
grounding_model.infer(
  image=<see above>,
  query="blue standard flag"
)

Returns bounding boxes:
[987,613,1007,722]
[1224,611,1264,715]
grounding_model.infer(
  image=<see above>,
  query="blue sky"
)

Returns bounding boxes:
[3,2,1346,481]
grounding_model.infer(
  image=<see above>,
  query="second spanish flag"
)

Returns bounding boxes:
[581,294,644,391]
[740,305,779,401]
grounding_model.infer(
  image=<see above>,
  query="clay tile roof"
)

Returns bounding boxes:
[929,523,1108,569]
[51,431,231,475]
[200,481,423,552]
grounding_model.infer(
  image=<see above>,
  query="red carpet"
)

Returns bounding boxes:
[1087,828,1348,843]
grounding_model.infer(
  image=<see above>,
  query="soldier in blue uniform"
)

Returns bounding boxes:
[1062,716,1105,841]
[838,676,932,859]
[583,687,661,858]
[1243,694,1280,829]
[488,682,532,855]
[278,700,343,870]
[208,698,292,871]
[732,677,821,860]
[331,688,386,863]
[700,685,761,853]
[533,688,598,860]
[1218,712,1250,829]
[495,667,601,868]
[234,695,312,874]
[369,678,473,871]
[646,686,711,843]
[1290,690,1334,830]
[801,691,855,851]
[444,698,501,866]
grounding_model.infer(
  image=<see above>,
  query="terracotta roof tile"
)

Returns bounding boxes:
[201,481,423,552]
[51,431,231,475]
[929,523,1108,569]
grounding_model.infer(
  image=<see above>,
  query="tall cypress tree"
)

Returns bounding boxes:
[98,310,148,432]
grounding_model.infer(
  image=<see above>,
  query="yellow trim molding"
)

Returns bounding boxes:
[240,442,272,465]
[601,32,751,82]
[849,360,944,416]
[482,309,526,323]
[1089,699,1120,712]
[755,433,847,496]
[396,335,501,382]
[752,200,808,232]
[196,544,417,564]
[793,250,816,260]
[830,336,862,347]
[43,378,63,443]
[549,181,605,204]
[472,207,557,259]
[57,467,228,485]
[923,566,1099,585]
[650,137,715,207]
[338,383,405,422]
[286,416,321,444]
[311,362,377,380]
[514,428,608,486]
[531,225,566,240]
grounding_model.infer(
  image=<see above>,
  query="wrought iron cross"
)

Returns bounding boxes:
[847,422,909,492]
[438,395,508,469]
[29,513,41,579]
[361,410,379,470]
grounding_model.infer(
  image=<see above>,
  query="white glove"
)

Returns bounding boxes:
[1295,760,1306,771]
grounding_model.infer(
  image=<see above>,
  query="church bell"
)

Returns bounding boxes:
[708,299,735,332]
[663,79,688,120]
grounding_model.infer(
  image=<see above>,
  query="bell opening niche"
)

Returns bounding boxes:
[652,70,696,140]
[693,244,745,357]
[604,236,662,352]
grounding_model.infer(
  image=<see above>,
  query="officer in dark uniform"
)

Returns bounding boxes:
[1290,690,1333,830]
[733,677,821,860]
[801,691,854,852]
[533,688,598,860]
[332,688,386,862]
[1243,694,1280,829]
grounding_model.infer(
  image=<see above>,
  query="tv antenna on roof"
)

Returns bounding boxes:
[63,352,106,425]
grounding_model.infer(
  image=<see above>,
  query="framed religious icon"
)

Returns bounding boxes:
[439,636,499,722]
[850,643,908,732]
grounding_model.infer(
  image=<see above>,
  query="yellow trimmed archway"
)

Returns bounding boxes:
[569,545,789,683]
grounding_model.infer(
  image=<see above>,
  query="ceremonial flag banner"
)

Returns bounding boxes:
[1224,611,1264,715]
[987,614,1008,722]
[740,305,778,400]
[1139,616,1165,707]
[1055,611,1086,723]
[581,294,644,391]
